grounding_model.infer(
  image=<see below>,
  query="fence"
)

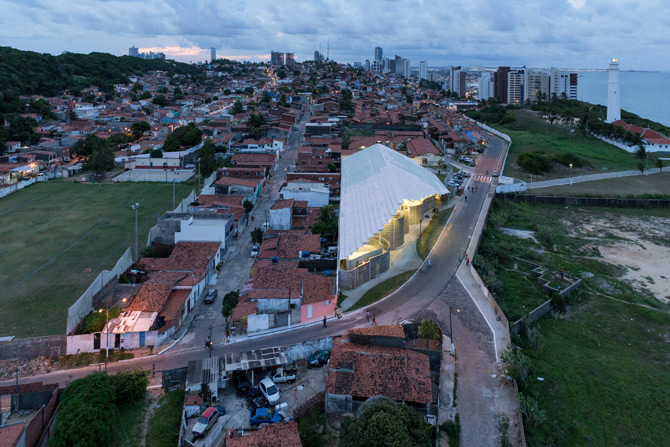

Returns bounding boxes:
[469,266,511,338]
[0,335,66,360]
[500,193,670,208]
[0,178,37,199]
[65,247,133,335]
[112,169,195,183]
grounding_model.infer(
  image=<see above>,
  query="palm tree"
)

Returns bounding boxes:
[247,113,267,138]
[635,144,647,161]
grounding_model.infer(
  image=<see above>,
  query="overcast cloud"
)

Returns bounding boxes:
[1,0,667,70]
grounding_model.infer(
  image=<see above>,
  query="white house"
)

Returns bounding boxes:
[280,181,330,208]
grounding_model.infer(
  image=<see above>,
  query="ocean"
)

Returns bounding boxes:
[577,71,670,127]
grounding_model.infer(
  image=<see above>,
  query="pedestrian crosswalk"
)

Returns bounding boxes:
[473,175,492,183]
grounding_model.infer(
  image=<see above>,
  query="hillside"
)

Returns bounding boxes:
[0,46,199,113]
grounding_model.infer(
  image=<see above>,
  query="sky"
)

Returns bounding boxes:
[1,0,668,71]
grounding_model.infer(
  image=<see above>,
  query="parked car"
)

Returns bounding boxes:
[271,367,297,384]
[492,171,499,177]
[259,377,280,405]
[250,244,260,257]
[204,289,217,304]
[307,349,330,367]
[447,180,459,188]
[249,408,285,426]
[262,222,270,231]
[459,170,471,177]
[192,407,219,438]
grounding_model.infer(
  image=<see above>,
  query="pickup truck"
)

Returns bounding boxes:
[271,367,297,384]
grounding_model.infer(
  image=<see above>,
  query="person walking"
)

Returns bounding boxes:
[322,315,327,328]
[366,310,370,323]
[427,259,432,269]
[372,314,377,326]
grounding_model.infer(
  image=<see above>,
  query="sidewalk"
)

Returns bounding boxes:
[456,191,510,362]
[525,167,662,190]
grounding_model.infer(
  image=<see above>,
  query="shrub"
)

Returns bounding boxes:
[440,413,461,446]
[552,152,585,168]
[500,113,516,124]
[517,152,552,175]
[110,369,148,406]
[418,318,441,340]
[49,373,115,447]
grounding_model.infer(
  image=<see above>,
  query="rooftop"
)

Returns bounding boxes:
[225,421,302,447]
[326,341,432,405]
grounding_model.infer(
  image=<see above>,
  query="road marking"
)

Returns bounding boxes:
[456,273,499,363]
[473,175,492,183]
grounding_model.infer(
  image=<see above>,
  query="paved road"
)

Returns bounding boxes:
[0,128,515,446]
[525,167,662,190]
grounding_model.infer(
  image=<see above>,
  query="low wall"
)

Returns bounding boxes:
[0,178,37,199]
[500,193,670,208]
[469,266,511,337]
[66,247,133,335]
[284,337,333,364]
[0,335,66,360]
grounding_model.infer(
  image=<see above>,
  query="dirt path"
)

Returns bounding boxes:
[138,390,161,447]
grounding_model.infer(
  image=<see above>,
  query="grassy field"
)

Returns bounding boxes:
[492,110,639,181]
[476,200,670,445]
[0,181,193,337]
[528,171,670,198]
[146,390,185,447]
[417,208,454,259]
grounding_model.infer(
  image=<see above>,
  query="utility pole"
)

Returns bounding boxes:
[132,203,140,260]
[197,158,201,193]
[99,297,127,372]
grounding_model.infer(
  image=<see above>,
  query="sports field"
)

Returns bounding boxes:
[0,181,194,338]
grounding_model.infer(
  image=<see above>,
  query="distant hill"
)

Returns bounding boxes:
[0,46,199,112]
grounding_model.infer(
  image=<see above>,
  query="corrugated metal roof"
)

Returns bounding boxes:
[339,144,448,259]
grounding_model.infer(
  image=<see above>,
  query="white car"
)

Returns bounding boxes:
[250,244,260,257]
[259,377,280,405]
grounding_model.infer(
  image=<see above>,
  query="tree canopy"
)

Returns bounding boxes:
[49,373,116,447]
[196,138,218,177]
[339,398,431,447]
[162,123,202,152]
[312,205,338,242]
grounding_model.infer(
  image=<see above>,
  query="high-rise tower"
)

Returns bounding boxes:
[211,47,216,62]
[606,58,621,123]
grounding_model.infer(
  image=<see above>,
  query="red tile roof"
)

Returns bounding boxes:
[214,177,261,188]
[407,138,439,157]
[326,342,432,405]
[0,423,25,447]
[136,241,220,276]
[348,324,406,338]
[302,274,335,305]
[225,422,302,447]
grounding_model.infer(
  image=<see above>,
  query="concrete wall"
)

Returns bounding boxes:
[269,207,292,230]
[0,336,66,360]
[283,337,333,364]
[280,188,329,208]
[255,298,291,313]
[500,193,670,208]
[66,247,133,335]
[0,178,37,199]
[301,299,336,323]
[248,313,270,332]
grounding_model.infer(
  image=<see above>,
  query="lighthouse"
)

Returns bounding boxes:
[606,58,621,123]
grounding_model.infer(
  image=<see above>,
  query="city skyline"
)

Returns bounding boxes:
[2,0,670,70]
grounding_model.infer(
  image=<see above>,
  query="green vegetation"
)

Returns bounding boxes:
[146,390,185,447]
[469,108,639,181]
[417,318,441,340]
[348,270,415,311]
[476,200,670,446]
[78,306,122,334]
[0,182,193,337]
[161,123,202,152]
[298,410,334,447]
[111,369,149,405]
[339,88,354,113]
[56,351,134,369]
[417,208,454,259]
[196,139,219,177]
[339,398,431,447]
[221,290,240,326]
[50,373,116,447]
[111,398,147,447]
[440,413,461,447]
[312,205,338,243]
[70,134,116,174]
[0,46,197,105]
[527,172,670,198]
[250,227,264,244]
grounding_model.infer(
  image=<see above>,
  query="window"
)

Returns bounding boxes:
[325,300,331,305]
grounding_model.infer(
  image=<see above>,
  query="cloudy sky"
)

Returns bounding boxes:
[1,0,668,70]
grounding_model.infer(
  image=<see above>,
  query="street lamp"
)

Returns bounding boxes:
[449,307,460,356]
[131,203,140,260]
[570,163,573,185]
[99,297,127,372]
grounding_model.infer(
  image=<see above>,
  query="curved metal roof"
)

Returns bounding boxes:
[338,144,448,259]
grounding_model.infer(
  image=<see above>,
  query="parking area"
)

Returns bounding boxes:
[183,365,327,446]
